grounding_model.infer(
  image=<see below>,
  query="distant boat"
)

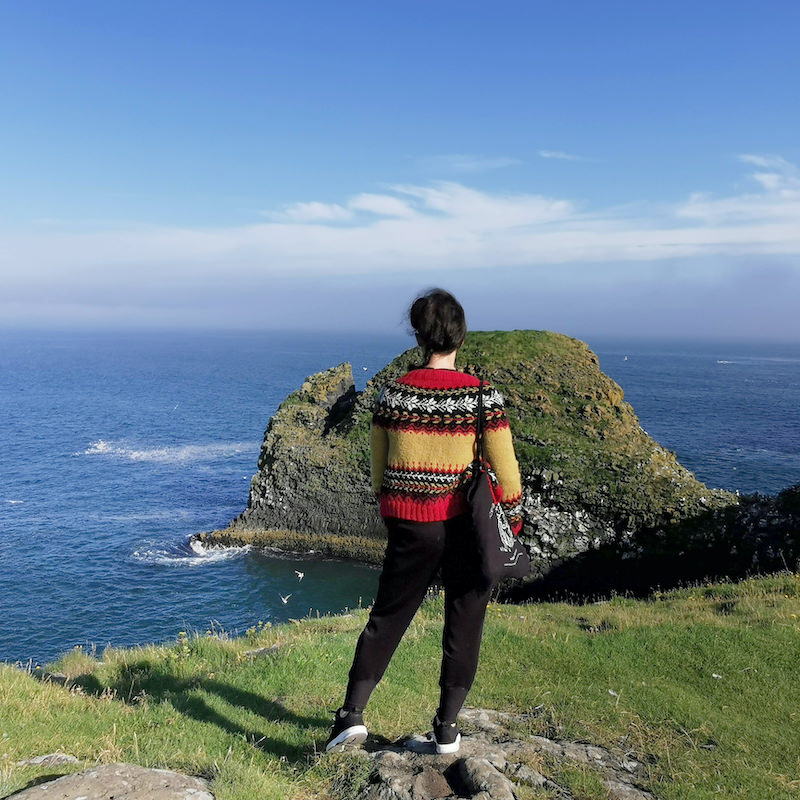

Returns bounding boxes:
[623,356,628,361]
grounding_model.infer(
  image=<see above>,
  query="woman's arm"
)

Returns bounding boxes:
[482,384,524,534]
[370,384,390,496]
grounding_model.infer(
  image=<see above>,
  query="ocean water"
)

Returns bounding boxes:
[593,339,800,497]
[1,330,798,665]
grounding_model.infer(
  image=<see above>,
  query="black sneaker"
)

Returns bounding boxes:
[432,714,460,754]
[325,707,368,752]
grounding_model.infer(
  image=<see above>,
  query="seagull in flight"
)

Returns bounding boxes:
[294,570,304,580]
[280,594,292,604]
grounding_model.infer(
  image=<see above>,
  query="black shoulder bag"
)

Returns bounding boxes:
[465,379,530,589]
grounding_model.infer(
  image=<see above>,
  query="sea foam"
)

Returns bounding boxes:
[78,439,258,464]
[131,536,251,567]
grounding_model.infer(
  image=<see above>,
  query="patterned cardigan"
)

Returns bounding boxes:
[370,368,524,533]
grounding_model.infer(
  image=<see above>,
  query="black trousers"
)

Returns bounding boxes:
[344,514,492,721]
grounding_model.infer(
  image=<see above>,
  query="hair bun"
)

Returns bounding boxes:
[408,288,466,357]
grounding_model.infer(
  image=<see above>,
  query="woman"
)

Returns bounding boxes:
[326,288,523,754]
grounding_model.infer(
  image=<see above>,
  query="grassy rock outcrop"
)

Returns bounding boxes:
[204,330,736,578]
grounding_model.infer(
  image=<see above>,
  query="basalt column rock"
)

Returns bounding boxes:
[232,362,384,539]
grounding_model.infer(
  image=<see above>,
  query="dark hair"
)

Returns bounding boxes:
[409,288,467,358]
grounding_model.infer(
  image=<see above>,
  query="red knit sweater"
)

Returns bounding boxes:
[370,368,524,532]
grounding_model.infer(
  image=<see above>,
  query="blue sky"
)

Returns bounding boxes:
[1,1,799,338]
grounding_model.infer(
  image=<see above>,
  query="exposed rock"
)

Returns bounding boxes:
[201,331,742,589]
[412,766,452,800]
[5,762,213,799]
[362,750,452,800]
[354,706,657,800]
[230,361,384,541]
[505,761,549,787]
[604,776,658,800]
[456,758,516,800]
[16,752,79,766]
[509,481,800,601]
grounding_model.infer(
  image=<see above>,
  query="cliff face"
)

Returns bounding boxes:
[231,330,736,576]
[240,361,382,540]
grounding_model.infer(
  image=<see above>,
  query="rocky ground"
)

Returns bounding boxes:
[5,708,657,800]
[341,707,658,800]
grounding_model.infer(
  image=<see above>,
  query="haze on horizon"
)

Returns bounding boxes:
[1,2,798,341]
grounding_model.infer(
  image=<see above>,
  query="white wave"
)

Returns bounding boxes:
[716,360,733,364]
[77,439,258,464]
[5,500,24,504]
[131,536,251,567]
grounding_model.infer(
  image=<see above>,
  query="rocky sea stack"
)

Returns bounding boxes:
[197,330,776,589]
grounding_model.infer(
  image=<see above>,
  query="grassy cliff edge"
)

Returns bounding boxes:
[2,574,799,800]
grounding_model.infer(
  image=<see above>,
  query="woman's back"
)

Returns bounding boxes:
[372,367,523,532]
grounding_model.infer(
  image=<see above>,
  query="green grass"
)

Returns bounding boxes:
[2,574,800,799]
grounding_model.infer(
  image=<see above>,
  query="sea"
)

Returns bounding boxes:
[1,330,799,666]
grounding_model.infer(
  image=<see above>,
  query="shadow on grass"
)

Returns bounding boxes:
[502,485,800,603]
[75,668,326,763]
[3,773,69,798]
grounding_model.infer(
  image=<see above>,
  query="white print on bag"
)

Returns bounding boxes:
[487,468,516,553]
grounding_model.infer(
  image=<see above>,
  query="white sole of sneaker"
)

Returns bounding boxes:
[435,733,461,754]
[325,724,368,752]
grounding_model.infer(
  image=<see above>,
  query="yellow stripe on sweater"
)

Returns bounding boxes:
[379,426,522,502]
[386,428,475,471]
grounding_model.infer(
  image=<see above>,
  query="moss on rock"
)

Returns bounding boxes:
[202,330,736,577]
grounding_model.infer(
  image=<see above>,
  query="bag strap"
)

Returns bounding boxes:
[475,377,487,465]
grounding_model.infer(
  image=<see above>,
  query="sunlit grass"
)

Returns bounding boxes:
[2,573,799,799]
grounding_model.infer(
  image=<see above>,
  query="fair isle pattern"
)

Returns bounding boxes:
[374,383,509,434]
[378,384,506,413]
[381,466,468,497]
[371,368,524,533]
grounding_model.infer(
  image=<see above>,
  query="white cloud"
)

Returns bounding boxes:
[416,154,522,172]
[267,201,353,222]
[538,149,589,162]
[2,155,799,291]
[389,181,573,228]
[676,155,800,222]
[348,193,416,218]
[737,154,795,170]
